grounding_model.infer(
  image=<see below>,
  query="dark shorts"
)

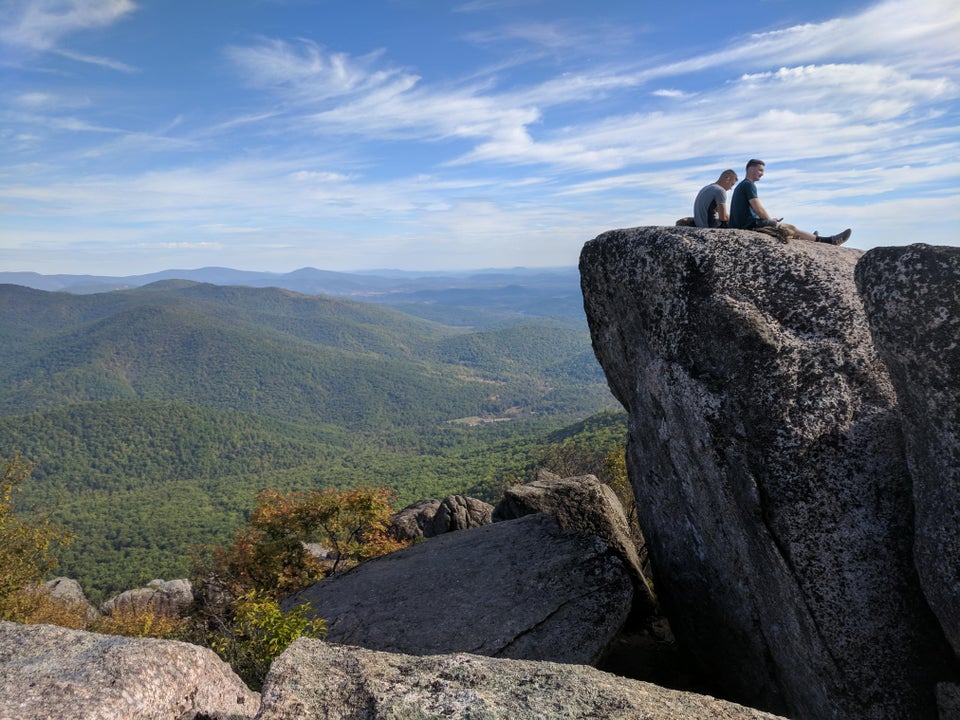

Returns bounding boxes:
[747,219,779,229]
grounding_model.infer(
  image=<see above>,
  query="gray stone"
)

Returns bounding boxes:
[0,621,259,720]
[856,244,960,659]
[391,495,493,541]
[102,578,194,617]
[579,227,952,719]
[42,577,100,621]
[283,513,633,665]
[255,639,789,720]
[493,472,656,613]
[939,683,960,720]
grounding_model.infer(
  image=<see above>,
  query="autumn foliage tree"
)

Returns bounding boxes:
[189,484,404,687]
[0,454,73,622]
[196,485,407,600]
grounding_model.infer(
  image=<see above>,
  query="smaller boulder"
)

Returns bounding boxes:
[494,472,656,614]
[102,578,194,617]
[390,494,493,541]
[42,577,100,622]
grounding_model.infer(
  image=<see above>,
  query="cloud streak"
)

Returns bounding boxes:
[1,0,136,52]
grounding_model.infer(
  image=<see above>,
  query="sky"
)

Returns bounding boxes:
[1,0,958,276]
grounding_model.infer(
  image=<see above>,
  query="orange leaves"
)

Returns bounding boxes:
[204,485,408,600]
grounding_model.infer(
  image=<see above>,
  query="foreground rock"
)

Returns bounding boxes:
[494,470,656,613]
[284,513,632,665]
[856,244,960,660]
[390,494,493,541]
[0,621,259,720]
[579,227,953,719]
[255,639,788,720]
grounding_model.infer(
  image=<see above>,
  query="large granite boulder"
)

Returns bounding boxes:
[255,638,789,720]
[390,494,493,541]
[283,513,633,665]
[579,227,953,719]
[855,244,960,659]
[0,621,259,720]
[493,470,656,613]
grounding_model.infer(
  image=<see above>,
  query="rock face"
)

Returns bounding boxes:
[856,244,960,660]
[42,577,100,621]
[283,513,633,665]
[390,494,493,541]
[0,620,259,720]
[255,638,789,720]
[579,227,953,720]
[493,470,656,613]
[102,578,194,616]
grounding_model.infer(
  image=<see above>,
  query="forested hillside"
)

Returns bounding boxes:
[0,278,621,600]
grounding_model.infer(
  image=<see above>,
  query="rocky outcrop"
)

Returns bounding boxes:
[493,470,656,613]
[390,494,493,541]
[0,621,259,720]
[283,512,633,665]
[579,227,953,719]
[855,244,960,660]
[255,638,788,720]
[42,577,100,622]
[102,578,194,616]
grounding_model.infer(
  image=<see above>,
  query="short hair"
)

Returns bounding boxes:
[746,159,765,170]
[720,169,738,182]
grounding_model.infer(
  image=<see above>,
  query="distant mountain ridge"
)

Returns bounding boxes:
[0,280,601,425]
[0,266,584,324]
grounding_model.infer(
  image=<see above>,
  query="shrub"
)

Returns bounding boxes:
[4,585,90,629]
[95,599,188,639]
[209,589,326,690]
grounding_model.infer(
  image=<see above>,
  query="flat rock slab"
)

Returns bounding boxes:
[255,639,790,720]
[0,621,259,720]
[283,513,633,665]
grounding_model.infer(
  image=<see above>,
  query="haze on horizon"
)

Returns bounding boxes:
[2,0,958,276]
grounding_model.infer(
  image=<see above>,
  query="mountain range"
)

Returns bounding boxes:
[0,269,621,599]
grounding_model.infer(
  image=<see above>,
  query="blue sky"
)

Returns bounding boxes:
[2,0,958,275]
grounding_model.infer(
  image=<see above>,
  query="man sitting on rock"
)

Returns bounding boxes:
[693,169,738,228]
[729,158,851,245]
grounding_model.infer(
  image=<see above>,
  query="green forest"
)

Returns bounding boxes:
[0,279,624,601]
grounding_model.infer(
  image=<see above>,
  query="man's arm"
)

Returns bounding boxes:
[749,197,774,222]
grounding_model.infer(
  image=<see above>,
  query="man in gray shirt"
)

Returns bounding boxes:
[693,169,738,228]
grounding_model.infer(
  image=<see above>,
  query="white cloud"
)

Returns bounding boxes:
[0,0,136,51]
[54,47,138,72]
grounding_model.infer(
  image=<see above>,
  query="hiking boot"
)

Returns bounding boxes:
[815,228,852,245]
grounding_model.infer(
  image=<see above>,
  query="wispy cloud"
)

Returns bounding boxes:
[214,0,957,180]
[1,0,957,273]
[1,0,136,51]
[54,47,138,73]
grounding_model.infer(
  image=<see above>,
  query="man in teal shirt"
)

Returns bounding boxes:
[730,159,851,245]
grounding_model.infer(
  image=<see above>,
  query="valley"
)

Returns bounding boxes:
[0,269,624,600]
